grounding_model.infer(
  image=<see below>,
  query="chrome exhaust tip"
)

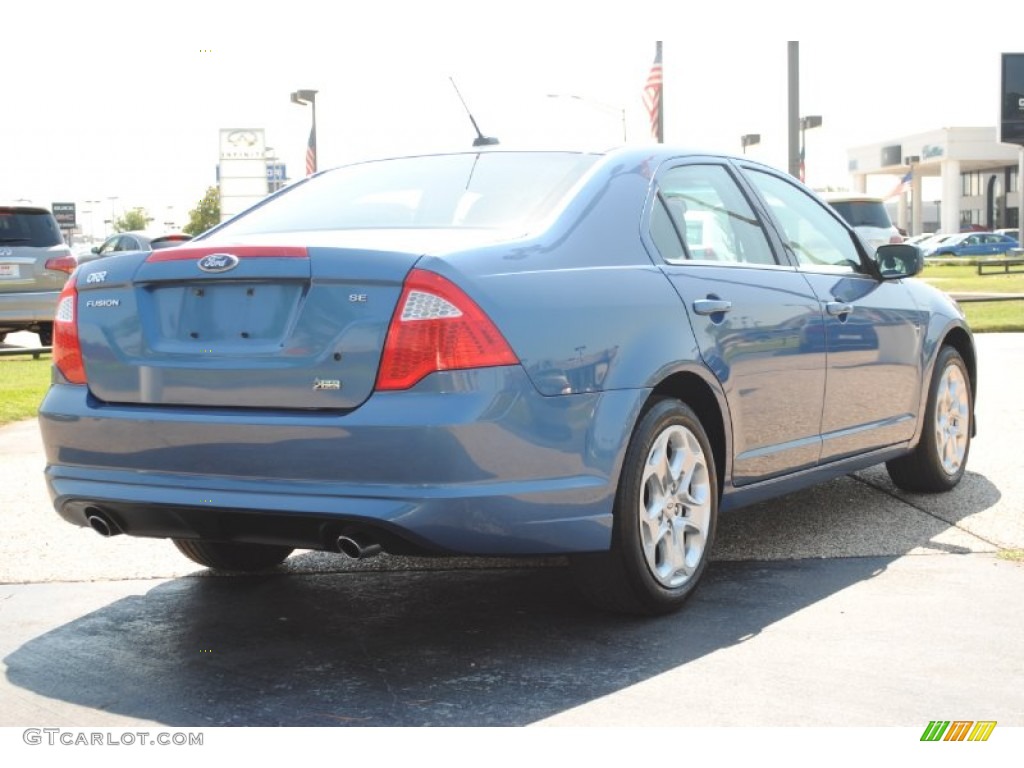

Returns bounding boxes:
[336,533,382,560]
[86,510,121,537]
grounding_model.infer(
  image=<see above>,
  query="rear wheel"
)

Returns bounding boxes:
[886,345,971,492]
[570,399,718,615]
[172,539,294,571]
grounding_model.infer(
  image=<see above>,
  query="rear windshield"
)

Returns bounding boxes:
[828,200,893,229]
[215,152,600,236]
[0,208,64,247]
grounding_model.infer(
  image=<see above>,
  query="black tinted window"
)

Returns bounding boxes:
[0,209,63,247]
[216,152,599,236]
[828,201,893,229]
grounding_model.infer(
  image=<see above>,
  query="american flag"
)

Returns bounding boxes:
[887,170,912,199]
[643,42,663,143]
[305,124,317,176]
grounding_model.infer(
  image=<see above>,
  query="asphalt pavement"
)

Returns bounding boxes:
[0,333,1022,728]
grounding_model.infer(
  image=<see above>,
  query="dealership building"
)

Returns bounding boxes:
[846,127,1022,236]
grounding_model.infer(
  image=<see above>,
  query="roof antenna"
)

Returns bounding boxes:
[450,77,499,147]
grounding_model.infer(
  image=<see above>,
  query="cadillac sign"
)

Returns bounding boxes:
[1000,53,1024,146]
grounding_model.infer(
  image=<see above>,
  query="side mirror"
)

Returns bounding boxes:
[874,243,923,279]
[91,246,100,254]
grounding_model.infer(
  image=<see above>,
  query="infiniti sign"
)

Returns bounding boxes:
[197,253,240,273]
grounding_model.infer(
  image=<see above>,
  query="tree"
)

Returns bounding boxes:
[114,207,153,232]
[184,186,221,236]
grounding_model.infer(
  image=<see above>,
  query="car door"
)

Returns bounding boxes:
[647,159,826,485]
[742,168,925,463]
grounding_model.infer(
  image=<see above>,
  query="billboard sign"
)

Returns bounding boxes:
[1000,53,1024,146]
[52,202,76,227]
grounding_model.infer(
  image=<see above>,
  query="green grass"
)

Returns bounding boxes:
[0,357,52,426]
[920,263,1024,294]
[920,263,1024,332]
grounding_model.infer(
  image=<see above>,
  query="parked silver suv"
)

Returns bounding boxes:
[0,205,76,345]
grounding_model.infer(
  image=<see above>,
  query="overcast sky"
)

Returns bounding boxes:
[3,0,1020,234]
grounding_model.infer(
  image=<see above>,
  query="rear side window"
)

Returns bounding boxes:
[0,209,63,247]
[828,200,893,229]
[216,152,600,236]
[652,164,776,265]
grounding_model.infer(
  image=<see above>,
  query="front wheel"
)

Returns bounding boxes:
[173,539,294,571]
[570,399,718,615]
[886,345,972,492]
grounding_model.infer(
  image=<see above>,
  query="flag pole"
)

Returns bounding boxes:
[643,42,664,143]
[655,41,663,143]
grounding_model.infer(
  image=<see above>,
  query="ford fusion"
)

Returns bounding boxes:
[39,148,976,615]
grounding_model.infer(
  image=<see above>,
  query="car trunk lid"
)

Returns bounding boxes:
[77,242,421,410]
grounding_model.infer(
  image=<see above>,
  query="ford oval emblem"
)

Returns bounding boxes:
[197,253,240,273]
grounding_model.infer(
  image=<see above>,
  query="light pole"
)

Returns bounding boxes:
[903,155,920,235]
[547,94,627,142]
[290,89,318,175]
[798,115,822,183]
[85,199,101,241]
[107,196,119,233]
[740,133,761,154]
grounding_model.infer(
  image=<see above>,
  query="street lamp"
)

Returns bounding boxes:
[903,155,920,234]
[85,199,101,240]
[107,196,119,232]
[547,93,627,142]
[798,115,822,183]
[740,133,761,154]
[290,89,318,175]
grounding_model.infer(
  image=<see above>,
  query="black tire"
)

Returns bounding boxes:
[172,539,294,571]
[886,345,972,492]
[0,332,7,343]
[570,398,718,616]
[37,324,53,346]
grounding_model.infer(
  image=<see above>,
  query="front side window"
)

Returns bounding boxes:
[745,170,863,271]
[652,164,776,266]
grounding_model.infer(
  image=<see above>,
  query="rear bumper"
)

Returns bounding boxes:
[0,290,60,330]
[39,368,646,555]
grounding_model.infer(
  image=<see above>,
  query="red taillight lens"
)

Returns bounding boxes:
[53,280,86,384]
[375,269,518,391]
[45,254,77,274]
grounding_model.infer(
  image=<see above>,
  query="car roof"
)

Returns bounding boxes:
[817,191,887,204]
[0,203,54,215]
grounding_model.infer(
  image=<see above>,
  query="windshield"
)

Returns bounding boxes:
[828,200,894,229]
[0,208,64,247]
[215,152,600,237]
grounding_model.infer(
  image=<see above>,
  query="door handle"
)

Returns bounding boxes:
[692,299,733,316]
[826,302,853,317]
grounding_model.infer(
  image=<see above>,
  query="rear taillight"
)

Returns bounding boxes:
[45,253,77,274]
[376,269,518,391]
[53,280,86,384]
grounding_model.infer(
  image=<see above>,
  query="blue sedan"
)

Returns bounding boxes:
[925,231,1018,257]
[39,148,976,615]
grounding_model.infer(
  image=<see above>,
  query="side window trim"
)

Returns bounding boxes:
[648,159,782,268]
[737,164,872,275]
